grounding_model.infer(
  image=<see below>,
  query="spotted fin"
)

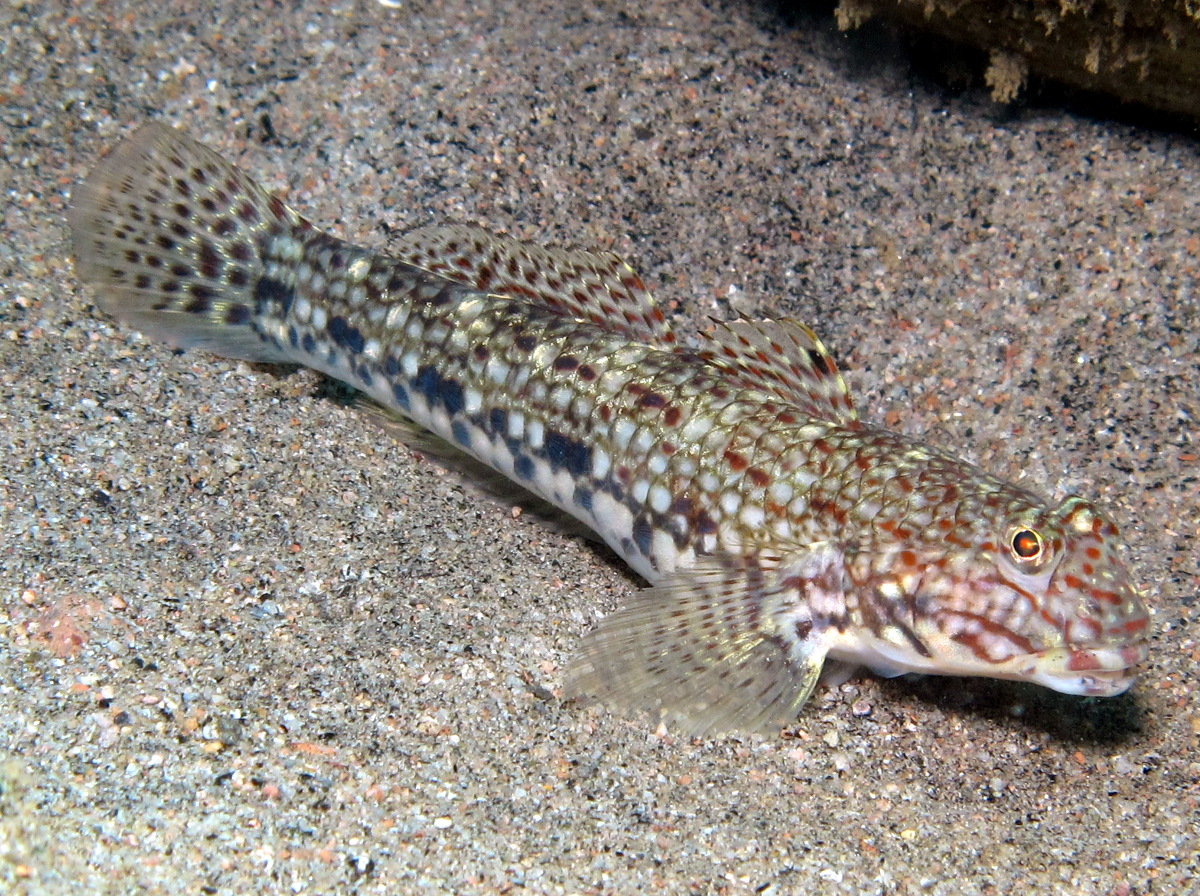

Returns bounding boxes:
[390,223,675,347]
[566,550,837,736]
[70,123,308,363]
[698,319,858,425]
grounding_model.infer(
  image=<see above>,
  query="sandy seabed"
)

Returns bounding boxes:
[1,1,1196,893]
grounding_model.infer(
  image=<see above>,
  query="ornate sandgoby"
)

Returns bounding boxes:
[70,125,1150,735]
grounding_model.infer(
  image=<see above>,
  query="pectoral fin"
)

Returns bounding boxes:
[567,549,841,736]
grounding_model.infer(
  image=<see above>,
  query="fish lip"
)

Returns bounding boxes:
[1023,639,1150,697]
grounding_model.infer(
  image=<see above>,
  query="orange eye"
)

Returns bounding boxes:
[1010,528,1043,561]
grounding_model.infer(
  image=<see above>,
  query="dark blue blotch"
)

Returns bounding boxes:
[413,366,465,416]
[633,514,653,556]
[575,487,593,512]
[357,364,374,388]
[514,455,535,481]
[385,355,400,377]
[545,430,591,477]
[451,421,471,449]
[391,382,410,411]
[488,408,509,437]
[301,332,316,354]
[327,315,365,354]
[287,325,299,348]
[254,276,294,313]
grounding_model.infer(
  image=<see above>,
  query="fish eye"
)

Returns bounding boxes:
[1009,527,1044,562]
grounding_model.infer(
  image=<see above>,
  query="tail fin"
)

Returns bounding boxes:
[70,123,308,362]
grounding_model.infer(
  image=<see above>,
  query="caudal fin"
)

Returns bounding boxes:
[70,123,308,362]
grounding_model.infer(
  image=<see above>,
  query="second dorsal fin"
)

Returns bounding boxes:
[390,223,675,347]
[697,319,858,425]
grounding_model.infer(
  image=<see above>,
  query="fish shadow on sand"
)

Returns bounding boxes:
[873,672,1149,747]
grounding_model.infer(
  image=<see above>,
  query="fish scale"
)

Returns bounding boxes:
[69,124,1150,735]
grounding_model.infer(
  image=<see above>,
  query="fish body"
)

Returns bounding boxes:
[70,125,1150,734]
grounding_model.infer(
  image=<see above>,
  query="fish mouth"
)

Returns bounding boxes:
[1023,640,1150,697]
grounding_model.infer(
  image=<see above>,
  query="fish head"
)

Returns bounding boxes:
[982,494,1151,696]
[845,492,1151,698]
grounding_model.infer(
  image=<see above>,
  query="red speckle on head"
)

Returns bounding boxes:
[746,467,769,488]
[1091,588,1125,606]
[1066,650,1102,672]
[1122,617,1148,635]
[1063,574,1084,590]
[663,406,681,426]
[1085,546,1101,560]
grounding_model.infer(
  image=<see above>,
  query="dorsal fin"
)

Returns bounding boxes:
[697,319,858,425]
[389,223,675,347]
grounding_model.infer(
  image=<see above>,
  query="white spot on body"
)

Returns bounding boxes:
[631,479,650,504]
[463,387,482,415]
[527,419,545,450]
[652,530,679,568]
[507,412,525,440]
[631,426,655,456]
[485,358,511,385]
[680,415,714,442]
[592,447,611,480]
[649,484,671,514]
[348,257,371,281]
[550,386,572,412]
[768,480,793,505]
[739,504,765,529]
[612,419,636,451]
